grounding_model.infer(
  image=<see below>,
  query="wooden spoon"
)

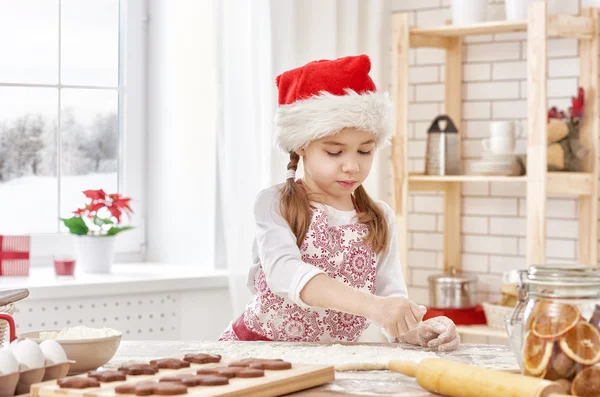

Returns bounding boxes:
[0,288,29,306]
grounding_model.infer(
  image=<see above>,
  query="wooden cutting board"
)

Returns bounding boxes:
[30,360,335,397]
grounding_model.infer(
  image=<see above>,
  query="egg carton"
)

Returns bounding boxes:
[0,304,16,347]
[0,361,69,397]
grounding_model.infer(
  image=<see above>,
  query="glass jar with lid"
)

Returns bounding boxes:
[506,265,600,395]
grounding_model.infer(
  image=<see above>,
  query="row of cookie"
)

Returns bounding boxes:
[115,357,292,372]
[56,357,293,390]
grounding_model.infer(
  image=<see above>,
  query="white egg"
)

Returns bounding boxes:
[11,339,45,371]
[7,338,20,352]
[39,339,68,364]
[0,349,19,375]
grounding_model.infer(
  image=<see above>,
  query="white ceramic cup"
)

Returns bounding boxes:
[452,0,488,25]
[482,121,522,154]
[505,0,532,21]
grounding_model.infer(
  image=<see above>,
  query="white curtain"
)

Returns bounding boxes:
[215,0,392,319]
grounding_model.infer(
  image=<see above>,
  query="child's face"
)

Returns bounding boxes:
[297,128,376,202]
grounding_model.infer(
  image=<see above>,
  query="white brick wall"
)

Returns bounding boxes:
[390,0,590,308]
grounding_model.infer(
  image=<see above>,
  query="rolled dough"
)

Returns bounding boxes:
[106,342,436,372]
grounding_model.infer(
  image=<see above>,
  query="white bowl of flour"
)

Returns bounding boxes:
[18,326,122,375]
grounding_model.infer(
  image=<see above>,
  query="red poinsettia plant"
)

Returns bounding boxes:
[61,189,134,236]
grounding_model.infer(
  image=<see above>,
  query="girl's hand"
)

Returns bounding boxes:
[366,296,425,339]
[401,316,460,352]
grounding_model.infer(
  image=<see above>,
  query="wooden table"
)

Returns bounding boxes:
[108,341,519,397]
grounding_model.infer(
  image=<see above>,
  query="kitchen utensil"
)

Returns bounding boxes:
[425,115,461,176]
[427,268,477,309]
[31,358,335,397]
[0,289,28,307]
[388,358,570,397]
[19,330,122,375]
[0,313,16,344]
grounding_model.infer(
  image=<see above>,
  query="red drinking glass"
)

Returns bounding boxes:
[53,255,76,276]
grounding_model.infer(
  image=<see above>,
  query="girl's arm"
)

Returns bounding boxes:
[299,272,424,339]
[253,187,325,306]
[369,201,460,351]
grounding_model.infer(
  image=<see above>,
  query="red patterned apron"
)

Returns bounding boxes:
[218,205,377,342]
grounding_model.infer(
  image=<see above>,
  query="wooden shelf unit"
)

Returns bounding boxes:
[409,172,595,196]
[391,2,600,286]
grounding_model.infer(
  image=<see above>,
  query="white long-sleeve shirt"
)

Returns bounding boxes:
[246,185,408,307]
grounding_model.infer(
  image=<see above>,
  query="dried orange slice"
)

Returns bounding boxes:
[570,366,600,397]
[559,321,600,366]
[531,302,581,340]
[523,330,553,376]
[526,301,551,331]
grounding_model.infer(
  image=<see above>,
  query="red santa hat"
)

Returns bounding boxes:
[274,54,393,153]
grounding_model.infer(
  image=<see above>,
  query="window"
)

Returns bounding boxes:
[0,0,146,262]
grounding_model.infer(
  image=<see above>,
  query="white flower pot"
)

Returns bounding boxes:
[452,0,488,25]
[75,235,116,274]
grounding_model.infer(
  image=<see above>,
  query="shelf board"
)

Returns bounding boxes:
[408,172,594,196]
[408,14,594,44]
[456,325,508,339]
[410,20,527,37]
[409,174,526,183]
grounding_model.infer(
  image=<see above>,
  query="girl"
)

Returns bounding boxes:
[219,55,459,352]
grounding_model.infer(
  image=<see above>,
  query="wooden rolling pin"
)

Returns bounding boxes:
[388,358,570,397]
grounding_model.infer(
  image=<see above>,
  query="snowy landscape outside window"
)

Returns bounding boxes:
[0,0,146,263]
[0,0,120,235]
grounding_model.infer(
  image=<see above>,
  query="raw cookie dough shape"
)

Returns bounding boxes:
[149,358,191,369]
[116,381,188,396]
[88,370,127,382]
[196,367,245,378]
[228,358,292,370]
[115,381,157,395]
[57,377,101,389]
[183,353,221,364]
[160,374,229,387]
[118,364,159,375]
[235,368,265,378]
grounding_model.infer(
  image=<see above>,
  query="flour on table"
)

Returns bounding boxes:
[107,342,438,371]
[107,341,519,372]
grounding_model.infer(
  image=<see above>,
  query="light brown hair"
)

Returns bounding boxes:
[279,152,389,253]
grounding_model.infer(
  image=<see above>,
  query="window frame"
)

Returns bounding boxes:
[6,0,149,266]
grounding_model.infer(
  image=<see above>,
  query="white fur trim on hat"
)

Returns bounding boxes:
[274,89,393,153]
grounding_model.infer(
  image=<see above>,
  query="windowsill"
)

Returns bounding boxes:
[0,263,229,300]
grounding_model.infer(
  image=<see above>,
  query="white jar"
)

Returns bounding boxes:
[452,0,488,25]
[505,0,533,21]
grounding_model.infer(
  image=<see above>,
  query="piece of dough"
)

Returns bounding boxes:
[333,362,388,371]
[106,341,520,373]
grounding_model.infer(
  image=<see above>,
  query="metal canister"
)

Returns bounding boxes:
[428,268,478,309]
[425,115,461,175]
